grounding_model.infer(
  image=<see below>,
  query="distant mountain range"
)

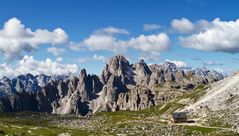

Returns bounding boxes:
[0,55,223,115]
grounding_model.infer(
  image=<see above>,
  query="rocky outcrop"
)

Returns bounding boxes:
[149,64,164,85]
[133,59,151,85]
[185,72,239,114]
[127,85,155,111]
[100,55,135,86]
[0,55,224,115]
[116,86,155,111]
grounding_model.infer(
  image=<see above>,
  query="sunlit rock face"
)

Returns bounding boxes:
[0,55,223,115]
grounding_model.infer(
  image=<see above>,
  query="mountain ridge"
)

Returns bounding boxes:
[0,55,223,115]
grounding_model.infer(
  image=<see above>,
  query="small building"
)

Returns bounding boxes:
[170,112,187,123]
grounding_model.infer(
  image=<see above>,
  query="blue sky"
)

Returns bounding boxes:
[0,0,238,76]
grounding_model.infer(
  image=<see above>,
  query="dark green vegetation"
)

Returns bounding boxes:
[0,84,238,136]
[0,110,237,136]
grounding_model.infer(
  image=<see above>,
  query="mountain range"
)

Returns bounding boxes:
[0,55,224,116]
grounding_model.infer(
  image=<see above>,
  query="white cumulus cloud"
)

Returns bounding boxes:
[70,26,170,56]
[0,17,68,60]
[179,18,239,53]
[127,33,171,53]
[0,55,78,78]
[81,34,127,53]
[171,18,195,33]
[81,32,171,55]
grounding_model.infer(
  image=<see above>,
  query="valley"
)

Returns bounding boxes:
[0,55,238,136]
[0,1,238,135]
[0,82,238,136]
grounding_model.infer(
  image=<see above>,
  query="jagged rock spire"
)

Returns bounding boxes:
[0,55,224,115]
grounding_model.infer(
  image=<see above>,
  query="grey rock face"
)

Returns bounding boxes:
[127,85,155,111]
[0,55,224,115]
[100,55,135,86]
[149,64,164,85]
[77,69,91,101]
[186,67,224,85]
[161,62,177,82]
[133,59,151,85]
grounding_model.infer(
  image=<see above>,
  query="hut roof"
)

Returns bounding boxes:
[172,112,187,119]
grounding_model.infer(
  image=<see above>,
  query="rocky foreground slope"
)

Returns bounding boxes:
[0,55,223,115]
[183,72,239,131]
[185,72,239,113]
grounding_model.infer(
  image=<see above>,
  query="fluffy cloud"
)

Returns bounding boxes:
[171,18,212,34]
[47,47,65,56]
[143,24,161,31]
[81,32,171,54]
[180,18,239,53]
[0,17,68,60]
[166,59,190,69]
[0,55,78,78]
[171,18,195,33]
[69,26,171,56]
[94,26,129,35]
[81,34,126,53]
[127,33,171,53]
[196,19,212,31]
